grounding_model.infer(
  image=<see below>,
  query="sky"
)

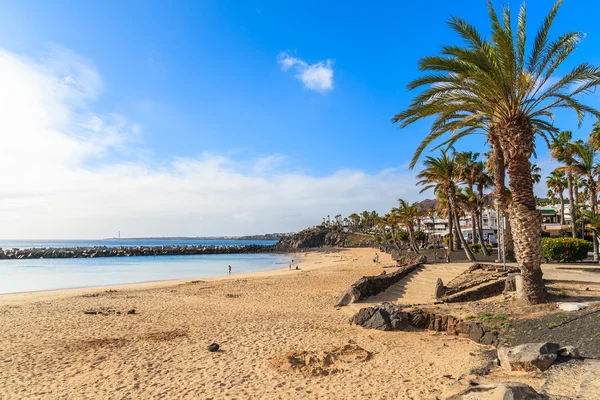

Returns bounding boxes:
[0,0,599,239]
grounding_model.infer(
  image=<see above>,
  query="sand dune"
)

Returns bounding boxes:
[0,248,491,399]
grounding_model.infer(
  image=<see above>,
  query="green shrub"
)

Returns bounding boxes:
[541,237,592,263]
[468,243,493,254]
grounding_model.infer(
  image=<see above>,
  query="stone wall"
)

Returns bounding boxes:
[353,263,421,299]
[351,304,500,347]
[334,263,421,307]
[441,279,506,303]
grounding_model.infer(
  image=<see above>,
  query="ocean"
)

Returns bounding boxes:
[0,239,278,249]
[0,239,291,294]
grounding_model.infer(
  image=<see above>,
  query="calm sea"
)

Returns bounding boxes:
[0,239,291,294]
[0,239,278,249]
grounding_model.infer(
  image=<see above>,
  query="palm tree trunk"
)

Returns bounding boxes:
[390,225,401,250]
[476,210,491,256]
[589,180,598,262]
[477,184,491,256]
[503,136,546,304]
[448,187,476,261]
[448,213,454,251]
[491,139,516,261]
[559,192,565,225]
[567,172,576,237]
[408,226,419,253]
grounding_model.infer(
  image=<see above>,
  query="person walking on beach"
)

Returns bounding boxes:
[289,259,294,270]
[228,265,232,275]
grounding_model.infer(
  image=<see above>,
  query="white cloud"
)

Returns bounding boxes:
[277,51,334,93]
[0,47,419,239]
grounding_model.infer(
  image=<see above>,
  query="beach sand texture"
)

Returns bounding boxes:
[0,248,491,399]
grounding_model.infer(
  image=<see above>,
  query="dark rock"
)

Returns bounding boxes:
[208,343,220,352]
[433,315,443,332]
[409,311,429,329]
[469,323,485,343]
[480,331,499,346]
[127,309,136,315]
[334,286,361,307]
[498,343,560,372]
[434,278,445,298]
[446,382,547,399]
[351,307,376,326]
[390,311,410,330]
[363,309,392,331]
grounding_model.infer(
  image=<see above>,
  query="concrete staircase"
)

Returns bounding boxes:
[354,263,470,308]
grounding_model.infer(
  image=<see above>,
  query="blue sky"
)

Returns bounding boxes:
[0,0,599,238]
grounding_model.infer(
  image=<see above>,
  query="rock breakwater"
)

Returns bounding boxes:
[0,244,274,260]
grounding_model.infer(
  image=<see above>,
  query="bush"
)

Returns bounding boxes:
[468,243,493,254]
[414,230,427,241]
[542,237,592,263]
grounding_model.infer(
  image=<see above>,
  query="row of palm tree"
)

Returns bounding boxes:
[392,0,600,304]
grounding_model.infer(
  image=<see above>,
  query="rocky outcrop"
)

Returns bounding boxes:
[334,263,422,307]
[351,304,501,347]
[0,244,273,260]
[497,343,561,372]
[446,382,547,400]
[275,226,378,250]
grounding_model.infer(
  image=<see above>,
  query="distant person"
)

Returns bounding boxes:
[228,265,232,275]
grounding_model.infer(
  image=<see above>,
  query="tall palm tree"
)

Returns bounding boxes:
[393,199,421,253]
[571,141,599,261]
[551,131,578,238]
[392,0,600,303]
[416,151,476,261]
[546,189,556,207]
[546,169,567,224]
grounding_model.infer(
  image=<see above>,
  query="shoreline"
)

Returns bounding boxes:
[0,250,319,305]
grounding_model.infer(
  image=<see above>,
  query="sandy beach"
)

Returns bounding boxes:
[0,248,495,399]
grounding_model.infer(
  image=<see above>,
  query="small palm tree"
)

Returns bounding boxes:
[530,163,542,185]
[392,0,600,303]
[393,199,422,253]
[551,131,578,237]
[416,151,476,261]
[571,141,599,261]
[545,169,567,224]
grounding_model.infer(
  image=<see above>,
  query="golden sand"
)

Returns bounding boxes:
[0,248,491,399]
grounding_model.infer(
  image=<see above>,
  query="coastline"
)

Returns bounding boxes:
[0,248,492,399]
[0,251,310,306]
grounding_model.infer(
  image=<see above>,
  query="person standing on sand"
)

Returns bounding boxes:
[228,265,231,275]
[290,259,294,270]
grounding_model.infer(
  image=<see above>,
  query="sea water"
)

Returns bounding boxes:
[0,243,292,294]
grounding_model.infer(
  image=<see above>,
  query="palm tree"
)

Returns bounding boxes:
[383,212,402,250]
[571,141,599,261]
[530,163,542,185]
[486,140,516,262]
[392,0,600,303]
[546,189,556,207]
[589,121,600,150]
[551,131,578,238]
[546,169,567,224]
[394,199,421,253]
[416,151,476,261]
[348,213,360,232]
